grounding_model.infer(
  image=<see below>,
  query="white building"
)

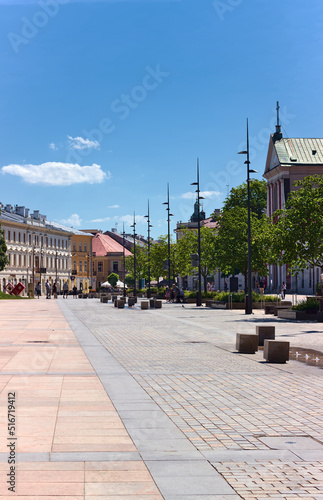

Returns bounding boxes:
[0,204,73,296]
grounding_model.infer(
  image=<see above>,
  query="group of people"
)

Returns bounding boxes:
[165,284,185,303]
[34,280,71,298]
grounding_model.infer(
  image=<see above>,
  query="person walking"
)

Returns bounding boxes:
[63,281,69,299]
[35,282,41,299]
[45,280,51,299]
[73,285,77,299]
[53,282,57,299]
[281,281,286,299]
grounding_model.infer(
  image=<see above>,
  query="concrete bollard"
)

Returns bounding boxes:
[141,301,149,310]
[264,340,289,363]
[150,299,155,308]
[117,300,125,309]
[256,326,275,346]
[155,300,162,309]
[236,333,258,354]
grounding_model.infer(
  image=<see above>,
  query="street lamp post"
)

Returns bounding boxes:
[191,158,204,307]
[130,213,137,297]
[163,183,174,290]
[122,223,126,298]
[145,200,153,299]
[238,119,258,315]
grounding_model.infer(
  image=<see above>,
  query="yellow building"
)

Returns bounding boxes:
[70,231,96,293]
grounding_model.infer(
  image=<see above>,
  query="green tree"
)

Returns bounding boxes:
[271,175,323,274]
[0,214,8,272]
[107,272,119,287]
[214,207,271,290]
[125,244,148,286]
[220,179,267,219]
[150,236,169,282]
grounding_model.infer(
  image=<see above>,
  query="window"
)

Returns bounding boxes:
[301,270,304,288]
[79,242,82,252]
[8,230,11,241]
[84,243,87,252]
[98,262,103,272]
[54,238,56,247]
[23,233,26,243]
[73,261,76,271]
[18,233,21,243]
[113,261,118,272]
[79,261,83,272]
[29,234,31,245]
[84,260,87,272]
[73,242,76,252]
[18,255,21,267]
[13,232,16,242]
[50,238,53,247]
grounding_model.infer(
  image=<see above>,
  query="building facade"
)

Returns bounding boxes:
[0,204,73,296]
[70,231,95,292]
[92,232,132,288]
[263,111,323,293]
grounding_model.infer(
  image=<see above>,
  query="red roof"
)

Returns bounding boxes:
[92,233,132,257]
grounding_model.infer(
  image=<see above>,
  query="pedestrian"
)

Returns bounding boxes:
[224,281,228,292]
[63,281,69,298]
[175,285,181,303]
[165,286,170,302]
[73,285,77,298]
[53,282,57,299]
[170,286,175,303]
[35,282,41,299]
[45,280,51,299]
[259,280,264,294]
[281,281,286,299]
[179,287,185,303]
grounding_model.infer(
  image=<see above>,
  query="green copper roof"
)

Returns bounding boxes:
[275,138,323,165]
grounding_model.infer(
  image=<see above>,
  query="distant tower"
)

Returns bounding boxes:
[190,200,206,223]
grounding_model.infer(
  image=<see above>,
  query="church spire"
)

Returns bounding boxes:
[273,101,283,142]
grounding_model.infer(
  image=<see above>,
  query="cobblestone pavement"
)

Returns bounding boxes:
[63,299,323,500]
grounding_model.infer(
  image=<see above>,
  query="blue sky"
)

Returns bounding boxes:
[1,0,323,238]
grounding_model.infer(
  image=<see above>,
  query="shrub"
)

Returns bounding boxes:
[292,298,319,311]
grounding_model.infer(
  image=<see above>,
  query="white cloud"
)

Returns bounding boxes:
[61,214,82,228]
[181,191,222,200]
[68,135,100,151]
[1,162,109,186]
[49,142,58,151]
[90,217,111,223]
[108,204,120,209]
[113,215,146,225]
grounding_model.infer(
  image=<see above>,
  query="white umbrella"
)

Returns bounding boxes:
[101,280,127,288]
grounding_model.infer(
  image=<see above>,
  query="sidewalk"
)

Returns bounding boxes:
[0,296,322,499]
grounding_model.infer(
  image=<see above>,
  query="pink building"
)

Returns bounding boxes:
[263,104,323,293]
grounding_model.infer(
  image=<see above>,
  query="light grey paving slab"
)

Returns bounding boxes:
[146,460,219,477]
[131,438,198,452]
[259,435,323,450]
[121,417,179,431]
[129,428,186,441]
[203,449,301,462]
[50,451,141,462]
[155,475,236,496]
[162,496,241,500]
[140,450,205,461]
[0,452,50,462]
[292,449,323,461]
[114,402,160,411]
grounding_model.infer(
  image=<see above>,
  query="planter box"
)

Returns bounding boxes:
[278,309,323,321]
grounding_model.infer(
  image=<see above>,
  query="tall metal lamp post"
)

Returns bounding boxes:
[191,158,204,307]
[144,200,153,299]
[130,213,137,297]
[238,119,258,315]
[122,223,126,297]
[163,183,174,290]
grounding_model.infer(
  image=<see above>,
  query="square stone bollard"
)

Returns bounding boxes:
[149,299,156,308]
[256,326,275,346]
[264,340,289,363]
[128,298,135,307]
[101,296,108,303]
[114,299,119,307]
[236,333,258,354]
[112,295,118,302]
[155,300,162,309]
[117,300,125,309]
[141,301,149,310]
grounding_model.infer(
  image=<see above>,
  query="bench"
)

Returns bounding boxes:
[264,340,289,363]
[236,333,258,354]
[256,326,275,346]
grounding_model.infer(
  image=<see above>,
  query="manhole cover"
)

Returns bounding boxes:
[259,436,323,450]
[27,341,50,343]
